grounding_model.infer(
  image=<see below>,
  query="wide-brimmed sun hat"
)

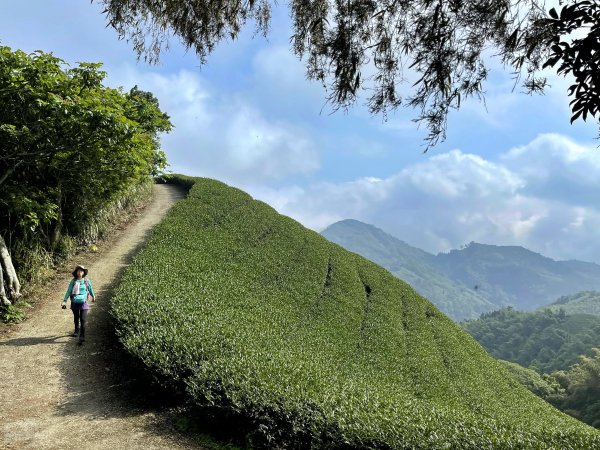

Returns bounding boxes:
[72,265,88,278]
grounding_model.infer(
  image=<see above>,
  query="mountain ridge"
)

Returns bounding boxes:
[322,219,600,319]
[322,219,496,320]
[543,290,600,316]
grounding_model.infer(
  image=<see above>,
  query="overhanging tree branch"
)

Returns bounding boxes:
[97,0,599,149]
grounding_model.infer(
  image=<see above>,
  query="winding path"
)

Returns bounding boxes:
[0,184,198,450]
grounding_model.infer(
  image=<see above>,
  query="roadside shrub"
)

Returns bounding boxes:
[0,303,25,324]
[164,173,196,191]
[54,235,77,261]
[79,177,154,244]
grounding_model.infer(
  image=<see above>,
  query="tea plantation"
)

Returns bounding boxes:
[111,177,600,449]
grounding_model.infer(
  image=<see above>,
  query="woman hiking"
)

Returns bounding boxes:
[62,264,95,345]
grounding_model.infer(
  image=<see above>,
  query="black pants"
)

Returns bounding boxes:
[72,308,88,339]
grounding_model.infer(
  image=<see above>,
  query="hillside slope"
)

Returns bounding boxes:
[544,291,600,316]
[434,242,600,310]
[321,220,496,320]
[112,178,600,449]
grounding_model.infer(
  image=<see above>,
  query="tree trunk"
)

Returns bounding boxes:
[0,234,21,304]
[49,208,63,251]
[0,160,23,188]
[0,258,9,306]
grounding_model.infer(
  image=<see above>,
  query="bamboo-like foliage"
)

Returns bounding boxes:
[111,176,600,448]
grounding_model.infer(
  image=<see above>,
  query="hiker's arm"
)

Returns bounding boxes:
[88,279,96,301]
[63,279,74,304]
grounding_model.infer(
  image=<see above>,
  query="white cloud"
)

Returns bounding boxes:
[502,133,600,206]
[224,104,319,179]
[400,150,523,199]
[253,134,600,263]
[110,65,320,184]
[251,45,326,110]
[249,176,391,230]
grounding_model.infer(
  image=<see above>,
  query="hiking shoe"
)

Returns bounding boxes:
[78,338,85,345]
[72,331,79,337]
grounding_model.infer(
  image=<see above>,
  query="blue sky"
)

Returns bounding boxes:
[3,1,600,263]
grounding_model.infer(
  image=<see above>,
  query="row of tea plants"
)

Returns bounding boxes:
[111,176,600,448]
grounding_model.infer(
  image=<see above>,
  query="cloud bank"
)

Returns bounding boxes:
[110,65,320,185]
[249,134,600,263]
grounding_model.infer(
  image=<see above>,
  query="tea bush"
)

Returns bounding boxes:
[112,177,600,448]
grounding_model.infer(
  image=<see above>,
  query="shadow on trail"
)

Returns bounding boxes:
[0,335,71,346]
[55,185,196,444]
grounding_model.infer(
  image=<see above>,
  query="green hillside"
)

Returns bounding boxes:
[544,291,600,316]
[321,220,496,321]
[433,243,600,310]
[462,307,600,373]
[111,177,600,448]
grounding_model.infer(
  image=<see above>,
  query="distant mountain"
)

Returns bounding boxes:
[321,220,496,320]
[322,219,600,318]
[433,243,600,310]
[542,291,600,316]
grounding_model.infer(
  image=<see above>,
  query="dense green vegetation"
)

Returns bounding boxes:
[498,360,562,399]
[0,45,171,305]
[112,177,600,449]
[322,220,495,321]
[544,291,600,316]
[464,307,600,429]
[501,352,600,430]
[462,308,600,373]
[550,349,600,429]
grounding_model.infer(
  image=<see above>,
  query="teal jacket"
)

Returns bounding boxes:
[63,278,95,304]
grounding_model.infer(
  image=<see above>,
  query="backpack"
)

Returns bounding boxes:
[70,278,91,304]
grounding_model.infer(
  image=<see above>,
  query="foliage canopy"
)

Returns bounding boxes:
[551,348,600,429]
[546,291,600,316]
[504,349,600,430]
[99,0,599,147]
[463,307,600,373]
[0,46,172,286]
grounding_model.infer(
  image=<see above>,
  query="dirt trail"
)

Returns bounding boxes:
[0,184,200,450]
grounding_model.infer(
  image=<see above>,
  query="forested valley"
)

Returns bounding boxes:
[464,307,600,429]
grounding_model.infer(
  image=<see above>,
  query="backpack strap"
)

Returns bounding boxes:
[84,277,94,301]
